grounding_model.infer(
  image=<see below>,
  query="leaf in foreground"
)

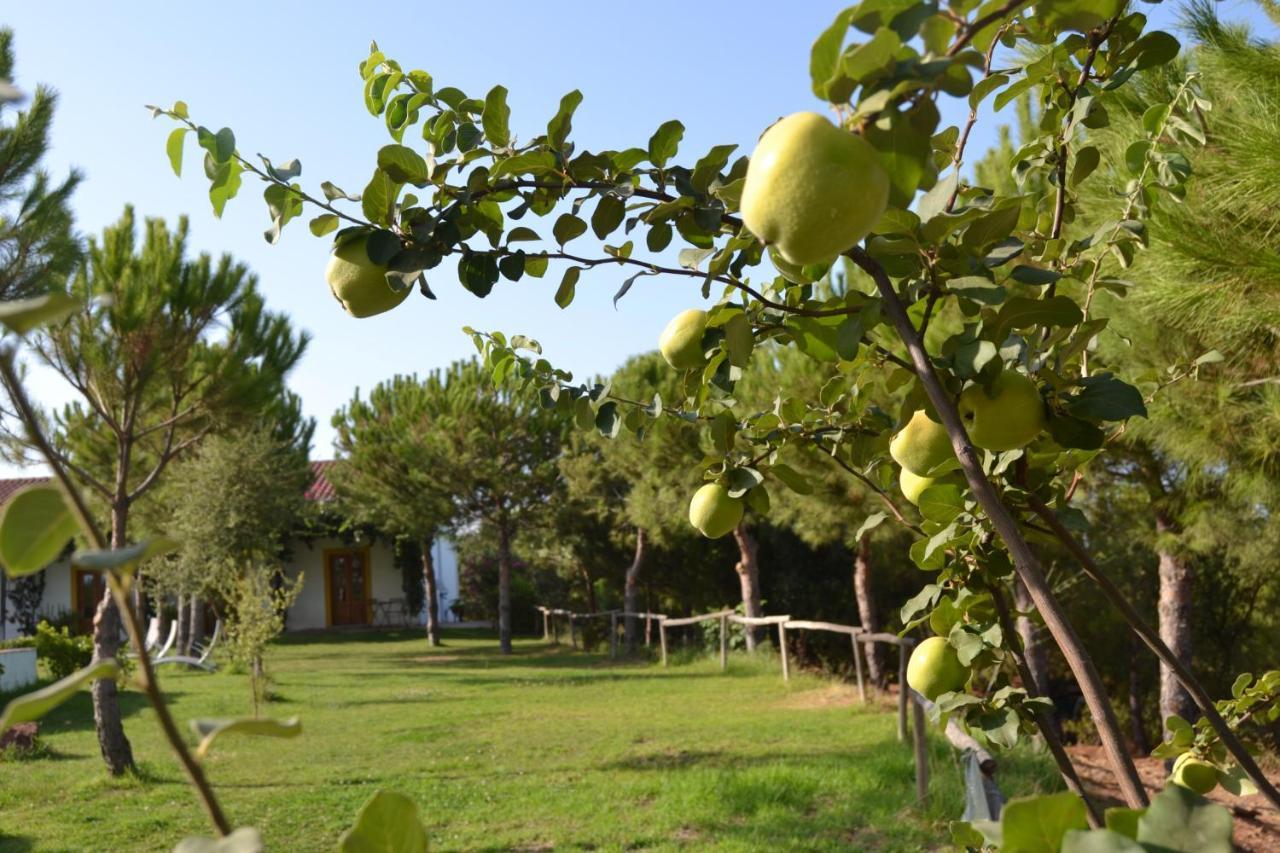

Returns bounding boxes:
[338,790,429,853]
[0,659,119,735]
[0,484,79,578]
[189,716,302,759]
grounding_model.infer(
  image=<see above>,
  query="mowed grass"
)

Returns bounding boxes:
[0,629,1060,851]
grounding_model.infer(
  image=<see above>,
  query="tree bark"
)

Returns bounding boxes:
[624,526,647,652]
[421,536,441,647]
[189,595,205,657]
[852,534,885,684]
[1013,578,1050,697]
[92,503,135,775]
[732,522,762,651]
[579,566,598,614]
[857,247,1149,808]
[497,522,513,655]
[1155,509,1196,738]
[1128,630,1150,754]
[175,591,189,658]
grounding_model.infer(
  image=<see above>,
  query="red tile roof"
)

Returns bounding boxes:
[305,460,338,502]
[0,476,51,507]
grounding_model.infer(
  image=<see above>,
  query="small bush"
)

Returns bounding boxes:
[33,621,92,680]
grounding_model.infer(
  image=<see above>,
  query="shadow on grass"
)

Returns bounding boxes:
[0,834,34,852]
[33,688,178,736]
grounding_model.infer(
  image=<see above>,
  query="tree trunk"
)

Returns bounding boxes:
[175,591,189,658]
[497,522,513,655]
[579,566,598,614]
[1013,578,1051,697]
[154,593,169,653]
[732,522,762,651]
[624,526,647,652]
[92,503,134,775]
[852,534,885,685]
[189,595,205,657]
[421,536,441,647]
[1128,630,1150,754]
[1155,509,1196,738]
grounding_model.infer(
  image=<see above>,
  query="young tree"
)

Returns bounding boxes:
[0,207,307,774]
[161,426,311,713]
[331,373,459,646]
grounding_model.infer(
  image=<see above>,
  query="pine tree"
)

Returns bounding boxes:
[331,373,460,646]
[0,27,80,300]
[0,206,307,774]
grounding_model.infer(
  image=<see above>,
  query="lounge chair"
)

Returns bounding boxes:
[154,620,220,671]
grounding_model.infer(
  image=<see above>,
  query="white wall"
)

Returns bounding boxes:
[281,536,400,631]
[0,648,37,691]
[0,563,74,640]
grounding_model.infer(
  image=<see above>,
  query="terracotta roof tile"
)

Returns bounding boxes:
[0,476,51,508]
[305,460,337,502]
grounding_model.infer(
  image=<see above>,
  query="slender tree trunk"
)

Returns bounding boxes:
[579,566,598,614]
[852,534,885,684]
[497,522,513,655]
[92,502,135,775]
[189,595,205,657]
[154,593,169,653]
[732,522,762,651]
[131,572,146,627]
[175,591,189,657]
[1013,578,1051,697]
[624,526,647,652]
[421,536,440,647]
[1155,509,1196,737]
[1128,631,1150,754]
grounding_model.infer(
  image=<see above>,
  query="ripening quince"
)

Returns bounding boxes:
[1171,753,1219,795]
[325,235,409,318]
[688,483,744,539]
[890,410,957,477]
[899,469,965,506]
[957,372,1047,451]
[906,636,970,701]
[659,309,709,370]
[741,112,890,266]
[1036,0,1126,33]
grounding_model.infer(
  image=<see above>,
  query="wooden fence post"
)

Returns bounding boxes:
[610,611,618,659]
[719,613,728,672]
[645,614,652,647]
[852,634,866,704]
[541,608,550,642]
[911,690,929,807]
[659,617,668,667]
[897,642,909,742]
[570,615,578,650]
[778,622,790,682]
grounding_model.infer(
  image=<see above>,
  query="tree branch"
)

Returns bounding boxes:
[1021,488,1280,812]
[846,244,1149,808]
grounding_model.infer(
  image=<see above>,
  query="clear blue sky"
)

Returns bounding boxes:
[2,1,1271,475]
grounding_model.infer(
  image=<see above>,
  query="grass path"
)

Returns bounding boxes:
[0,629,1058,851]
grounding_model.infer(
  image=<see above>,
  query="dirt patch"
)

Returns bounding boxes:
[776,683,900,712]
[1067,744,1280,852]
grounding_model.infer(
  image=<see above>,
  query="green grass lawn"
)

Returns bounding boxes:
[0,629,1060,851]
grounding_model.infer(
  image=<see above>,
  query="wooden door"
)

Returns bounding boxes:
[74,570,106,636]
[327,550,369,626]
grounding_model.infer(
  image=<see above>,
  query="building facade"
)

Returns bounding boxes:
[0,462,461,639]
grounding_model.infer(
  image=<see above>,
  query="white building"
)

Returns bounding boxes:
[0,462,461,639]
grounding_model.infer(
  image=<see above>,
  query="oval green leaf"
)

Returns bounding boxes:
[0,659,119,735]
[0,484,78,577]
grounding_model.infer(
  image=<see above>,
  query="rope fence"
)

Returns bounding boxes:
[535,604,1003,814]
